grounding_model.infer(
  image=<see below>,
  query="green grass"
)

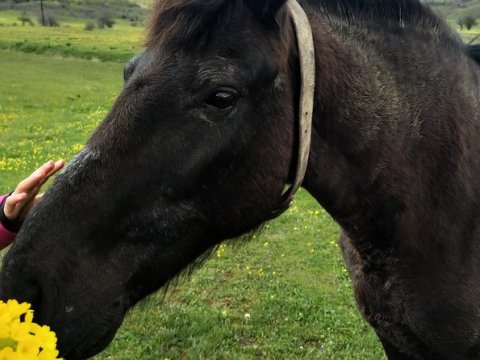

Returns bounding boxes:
[0,49,385,359]
[94,197,385,360]
[0,50,124,189]
[0,11,144,62]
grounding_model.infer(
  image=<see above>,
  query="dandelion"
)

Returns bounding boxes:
[0,300,61,360]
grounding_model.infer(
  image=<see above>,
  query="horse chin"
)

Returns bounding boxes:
[52,298,127,360]
[59,321,122,360]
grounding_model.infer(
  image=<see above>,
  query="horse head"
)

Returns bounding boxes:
[0,0,306,358]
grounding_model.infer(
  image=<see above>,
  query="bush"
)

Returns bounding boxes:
[18,11,34,26]
[38,11,59,27]
[97,10,115,29]
[84,21,95,31]
[458,16,478,31]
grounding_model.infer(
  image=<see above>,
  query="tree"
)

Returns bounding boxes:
[37,11,59,27]
[458,16,478,31]
[97,10,115,29]
[40,0,45,26]
[466,17,477,30]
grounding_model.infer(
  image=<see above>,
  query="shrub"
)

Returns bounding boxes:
[38,11,59,27]
[84,21,95,31]
[18,11,34,26]
[458,16,478,31]
[97,10,115,29]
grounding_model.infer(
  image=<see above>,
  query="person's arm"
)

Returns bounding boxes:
[0,160,65,251]
[0,194,17,250]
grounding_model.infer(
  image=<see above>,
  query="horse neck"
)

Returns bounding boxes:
[302,13,480,256]
[302,19,412,247]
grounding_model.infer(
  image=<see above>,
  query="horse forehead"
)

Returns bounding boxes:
[196,58,242,79]
[146,50,250,79]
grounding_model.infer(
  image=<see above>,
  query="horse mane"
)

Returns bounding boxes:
[147,0,461,50]
[309,0,445,28]
[146,0,243,49]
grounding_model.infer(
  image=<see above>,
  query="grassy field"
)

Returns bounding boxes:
[0,50,123,189]
[0,11,144,62]
[0,0,147,22]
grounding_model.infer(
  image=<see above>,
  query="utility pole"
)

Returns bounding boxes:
[40,0,45,26]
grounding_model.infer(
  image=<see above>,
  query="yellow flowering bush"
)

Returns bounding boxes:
[0,300,61,360]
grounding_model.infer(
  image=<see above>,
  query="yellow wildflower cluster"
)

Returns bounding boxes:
[0,300,61,360]
[216,244,227,258]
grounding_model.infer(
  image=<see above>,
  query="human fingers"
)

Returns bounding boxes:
[33,193,44,206]
[18,193,44,218]
[15,161,55,194]
[3,192,28,221]
[39,160,65,186]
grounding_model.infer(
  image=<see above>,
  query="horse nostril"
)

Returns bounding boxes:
[25,281,43,313]
[112,296,126,310]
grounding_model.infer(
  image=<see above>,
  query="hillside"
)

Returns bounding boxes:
[2,0,480,23]
[0,0,147,21]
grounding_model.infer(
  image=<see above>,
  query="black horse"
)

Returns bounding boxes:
[2,0,480,359]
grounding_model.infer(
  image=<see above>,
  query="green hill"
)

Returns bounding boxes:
[0,0,147,21]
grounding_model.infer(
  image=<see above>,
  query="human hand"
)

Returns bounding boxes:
[4,160,65,222]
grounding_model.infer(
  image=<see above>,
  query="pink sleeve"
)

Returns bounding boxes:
[0,195,16,250]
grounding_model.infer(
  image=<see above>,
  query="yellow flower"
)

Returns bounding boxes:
[71,144,84,153]
[0,300,61,360]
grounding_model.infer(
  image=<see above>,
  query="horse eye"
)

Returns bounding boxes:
[205,89,238,110]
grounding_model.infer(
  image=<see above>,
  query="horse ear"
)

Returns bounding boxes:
[245,0,288,23]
